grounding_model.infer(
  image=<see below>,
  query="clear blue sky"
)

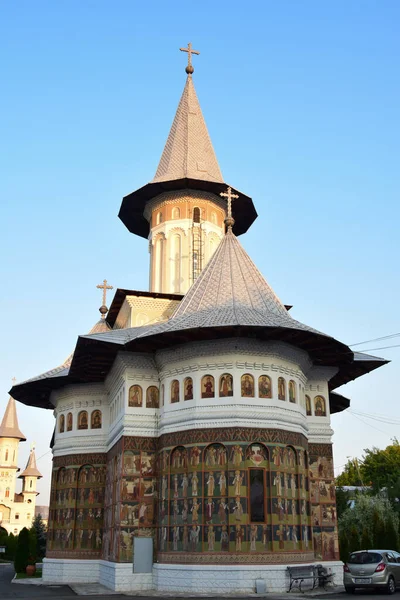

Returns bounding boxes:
[1,1,399,501]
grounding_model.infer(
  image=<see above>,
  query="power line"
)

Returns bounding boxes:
[350,333,400,347]
[351,409,400,426]
[348,409,393,436]
[351,343,400,353]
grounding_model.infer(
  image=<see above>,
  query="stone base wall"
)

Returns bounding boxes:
[42,558,343,593]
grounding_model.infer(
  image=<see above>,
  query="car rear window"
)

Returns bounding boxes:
[348,552,383,564]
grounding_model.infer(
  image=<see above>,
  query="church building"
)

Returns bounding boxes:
[0,396,42,536]
[10,45,387,593]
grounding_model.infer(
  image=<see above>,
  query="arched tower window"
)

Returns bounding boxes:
[156,211,163,225]
[211,211,217,224]
[314,395,327,417]
[172,234,181,293]
[172,207,180,219]
[184,377,193,401]
[91,410,102,429]
[129,385,143,407]
[5,488,9,498]
[154,236,164,292]
[193,207,200,223]
[278,377,286,401]
[5,450,8,462]
[289,380,297,403]
[171,380,180,403]
[146,386,159,408]
[305,395,312,416]
[67,412,73,431]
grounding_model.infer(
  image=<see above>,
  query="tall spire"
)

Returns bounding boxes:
[152,46,223,185]
[19,446,42,479]
[0,395,26,441]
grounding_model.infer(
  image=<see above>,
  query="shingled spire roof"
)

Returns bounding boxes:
[19,447,42,479]
[0,396,26,441]
[152,75,224,184]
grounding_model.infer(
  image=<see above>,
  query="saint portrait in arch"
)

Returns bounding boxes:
[146,386,159,408]
[184,377,193,401]
[59,414,65,433]
[67,412,73,431]
[241,374,254,397]
[91,410,102,429]
[219,373,233,397]
[201,375,214,398]
[171,380,180,403]
[78,411,88,430]
[129,385,142,407]
[258,375,272,398]
[289,380,296,403]
[278,377,286,401]
[305,395,312,416]
[314,396,326,417]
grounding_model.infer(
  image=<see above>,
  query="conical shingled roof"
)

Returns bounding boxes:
[19,448,42,479]
[0,396,26,441]
[152,75,223,184]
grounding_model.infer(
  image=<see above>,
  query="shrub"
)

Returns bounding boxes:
[14,528,30,573]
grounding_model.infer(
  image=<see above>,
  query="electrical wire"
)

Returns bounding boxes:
[350,333,400,347]
[348,410,393,435]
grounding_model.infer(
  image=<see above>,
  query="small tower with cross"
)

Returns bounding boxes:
[119,44,257,294]
[97,279,113,320]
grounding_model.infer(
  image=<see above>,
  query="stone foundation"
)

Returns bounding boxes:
[42,558,343,593]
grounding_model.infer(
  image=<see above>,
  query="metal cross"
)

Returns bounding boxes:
[97,279,113,308]
[180,42,200,73]
[220,186,239,221]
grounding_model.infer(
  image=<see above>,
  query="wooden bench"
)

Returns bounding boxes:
[287,564,334,593]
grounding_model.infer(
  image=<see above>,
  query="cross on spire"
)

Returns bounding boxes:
[96,279,113,319]
[180,42,200,75]
[220,186,239,230]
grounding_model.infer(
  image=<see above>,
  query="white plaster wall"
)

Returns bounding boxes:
[43,558,343,593]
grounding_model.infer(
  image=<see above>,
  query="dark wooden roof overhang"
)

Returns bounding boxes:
[118,178,258,238]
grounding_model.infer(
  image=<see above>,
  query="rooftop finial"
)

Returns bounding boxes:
[12,377,16,386]
[180,42,200,75]
[220,186,239,230]
[96,279,113,320]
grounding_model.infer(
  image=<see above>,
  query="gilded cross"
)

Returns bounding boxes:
[97,279,113,308]
[220,186,239,223]
[180,42,200,74]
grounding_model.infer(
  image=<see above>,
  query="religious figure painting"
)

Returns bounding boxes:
[184,377,193,401]
[305,395,312,416]
[201,375,215,398]
[241,374,254,397]
[171,380,180,403]
[314,395,326,416]
[258,375,272,398]
[129,385,142,407]
[288,380,296,403]
[219,373,233,397]
[78,410,88,430]
[161,384,165,407]
[67,412,73,431]
[146,386,159,408]
[278,377,286,401]
[91,410,102,429]
[59,414,65,433]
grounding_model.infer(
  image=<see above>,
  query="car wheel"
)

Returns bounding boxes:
[344,586,356,594]
[386,576,396,595]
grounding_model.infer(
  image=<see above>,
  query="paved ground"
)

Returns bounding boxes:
[2,562,400,600]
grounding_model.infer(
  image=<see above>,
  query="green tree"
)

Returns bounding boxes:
[336,487,351,519]
[31,514,47,559]
[361,527,373,550]
[28,529,37,565]
[362,439,400,491]
[6,533,17,561]
[336,459,363,486]
[14,528,30,573]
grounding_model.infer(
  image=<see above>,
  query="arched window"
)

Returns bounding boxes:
[258,375,272,398]
[146,386,159,408]
[314,395,327,417]
[172,234,181,293]
[154,236,164,292]
[5,488,9,498]
[278,377,286,401]
[211,211,217,224]
[30,480,33,488]
[193,207,200,223]
[129,385,143,407]
[77,411,88,430]
[172,207,180,219]
[241,374,255,397]
[59,414,65,433]
[91,410,102,429]
[184,377,193,401]
[305,395,312,416]
[27,513,31,521]
[219,373,233,397]
[171,380,180,403]
[201,375,215,398]
[156,211,163,225]
[289,380,296,403]
[161,384,165,407]
[5,450,8,462]
[67,412,73,431]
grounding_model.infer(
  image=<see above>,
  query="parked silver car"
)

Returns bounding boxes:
[344,550,400,594]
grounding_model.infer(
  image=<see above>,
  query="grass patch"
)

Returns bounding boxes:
[15,569,42,579]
